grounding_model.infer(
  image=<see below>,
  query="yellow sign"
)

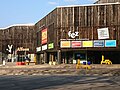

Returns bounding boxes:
[61,41,71,48]
[17,47,29,51]
[82,41,93,47]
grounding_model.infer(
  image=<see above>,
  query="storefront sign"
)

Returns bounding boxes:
[48,43,54,49]
[41,28,47,44]
[60,41,71,48]
[36,47,41,52]
[42,44,47,50]
[105,40,116,47]
[94,40,104,47]
[6,45,13,53]
[17,47,29,51]
[82,41,93,47]
[97,28,109,39]
[68,31,79,38]
[71,41,81,47]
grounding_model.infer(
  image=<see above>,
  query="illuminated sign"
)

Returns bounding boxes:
[48,43,54,49]
[60,41,71,48]
[36,47,41,52]
[105,40,116,47]
[94,40,104,47]
[41,28,47,44]
[71,41,81,47]
[42,44,47,51]
[82,41,93,47]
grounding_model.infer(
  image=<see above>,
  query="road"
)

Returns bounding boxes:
[0,75,120,90]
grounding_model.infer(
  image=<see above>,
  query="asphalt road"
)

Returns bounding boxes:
[0,75,120,90]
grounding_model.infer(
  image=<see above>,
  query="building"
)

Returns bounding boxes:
[36,2,120,64]
[1,0,120,64]
[0,24,36,62]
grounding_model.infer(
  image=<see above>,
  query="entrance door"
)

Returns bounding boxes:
[75,53,86,64]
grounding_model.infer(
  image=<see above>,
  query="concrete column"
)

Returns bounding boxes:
[44,52,47,63]
[51,54,54,62]
[57,50,61,64]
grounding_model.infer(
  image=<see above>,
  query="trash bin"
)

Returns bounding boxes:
[87,61,91,65]
[83,62,86,65]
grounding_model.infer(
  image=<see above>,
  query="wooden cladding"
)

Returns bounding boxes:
[56,4,120,46]
[0,26,36,53]
[57,4,120,27]
[35,9,57,47]
[95,0,120,4]
[1,3,120,53]
[35,3,120,49]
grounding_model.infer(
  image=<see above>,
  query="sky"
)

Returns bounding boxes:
[0,0,97,28]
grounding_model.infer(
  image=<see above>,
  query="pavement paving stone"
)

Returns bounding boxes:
[0,63,120,76]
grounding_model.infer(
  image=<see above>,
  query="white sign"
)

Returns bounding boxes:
[42,44,47,51]
[68,31,79,38]
[36,47,41,52]
[97,28,109,39]
[6,45,13,53]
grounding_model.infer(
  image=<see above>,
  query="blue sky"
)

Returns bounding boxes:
[0,0,97,28]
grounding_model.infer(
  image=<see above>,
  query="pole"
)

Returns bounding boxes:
[57,50,61,64]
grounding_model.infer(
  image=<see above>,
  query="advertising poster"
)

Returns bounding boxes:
[94,40,104,47]
[48,43,54,49]
[97,28,109,39]
[42,44,47,51]
[41,28,47,44]
[71,41,81,48]
[36,47,41,52]
[105,40,116,47]
[82,41,93,47]
[60,41,71,48]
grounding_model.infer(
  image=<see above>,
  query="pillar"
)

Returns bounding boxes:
[57,50,61,64]
[44,52,47,63]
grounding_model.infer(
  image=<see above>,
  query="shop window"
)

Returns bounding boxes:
[75,53,86,60]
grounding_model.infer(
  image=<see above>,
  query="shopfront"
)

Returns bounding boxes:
[61,50,87,64]
[35,3,120,64]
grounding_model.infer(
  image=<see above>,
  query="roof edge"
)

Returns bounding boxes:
[57,2,120,8]
[0,23,35,30]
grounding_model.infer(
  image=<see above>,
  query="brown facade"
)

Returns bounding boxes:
[35,9,57,49]
[1,2,120,64]
[0,25,36,61]
[95,0,120,4]
[36,3,120,64]
[36,3,120,48]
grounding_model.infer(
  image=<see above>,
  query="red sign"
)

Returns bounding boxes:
[41,28,47,44]
[72,41,81,47]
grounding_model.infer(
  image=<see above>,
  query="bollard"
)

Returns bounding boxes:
[49,61,53,65]
[3,60,6,65]
[53,61,56,65]
[76,59,81,69]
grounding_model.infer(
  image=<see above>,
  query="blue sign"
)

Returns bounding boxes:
[105,40,116,47]
[94,40,104,47]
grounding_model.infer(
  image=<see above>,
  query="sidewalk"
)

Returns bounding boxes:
[0,62,76,69]
[0,62,120,76]
[1,62,120,69]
